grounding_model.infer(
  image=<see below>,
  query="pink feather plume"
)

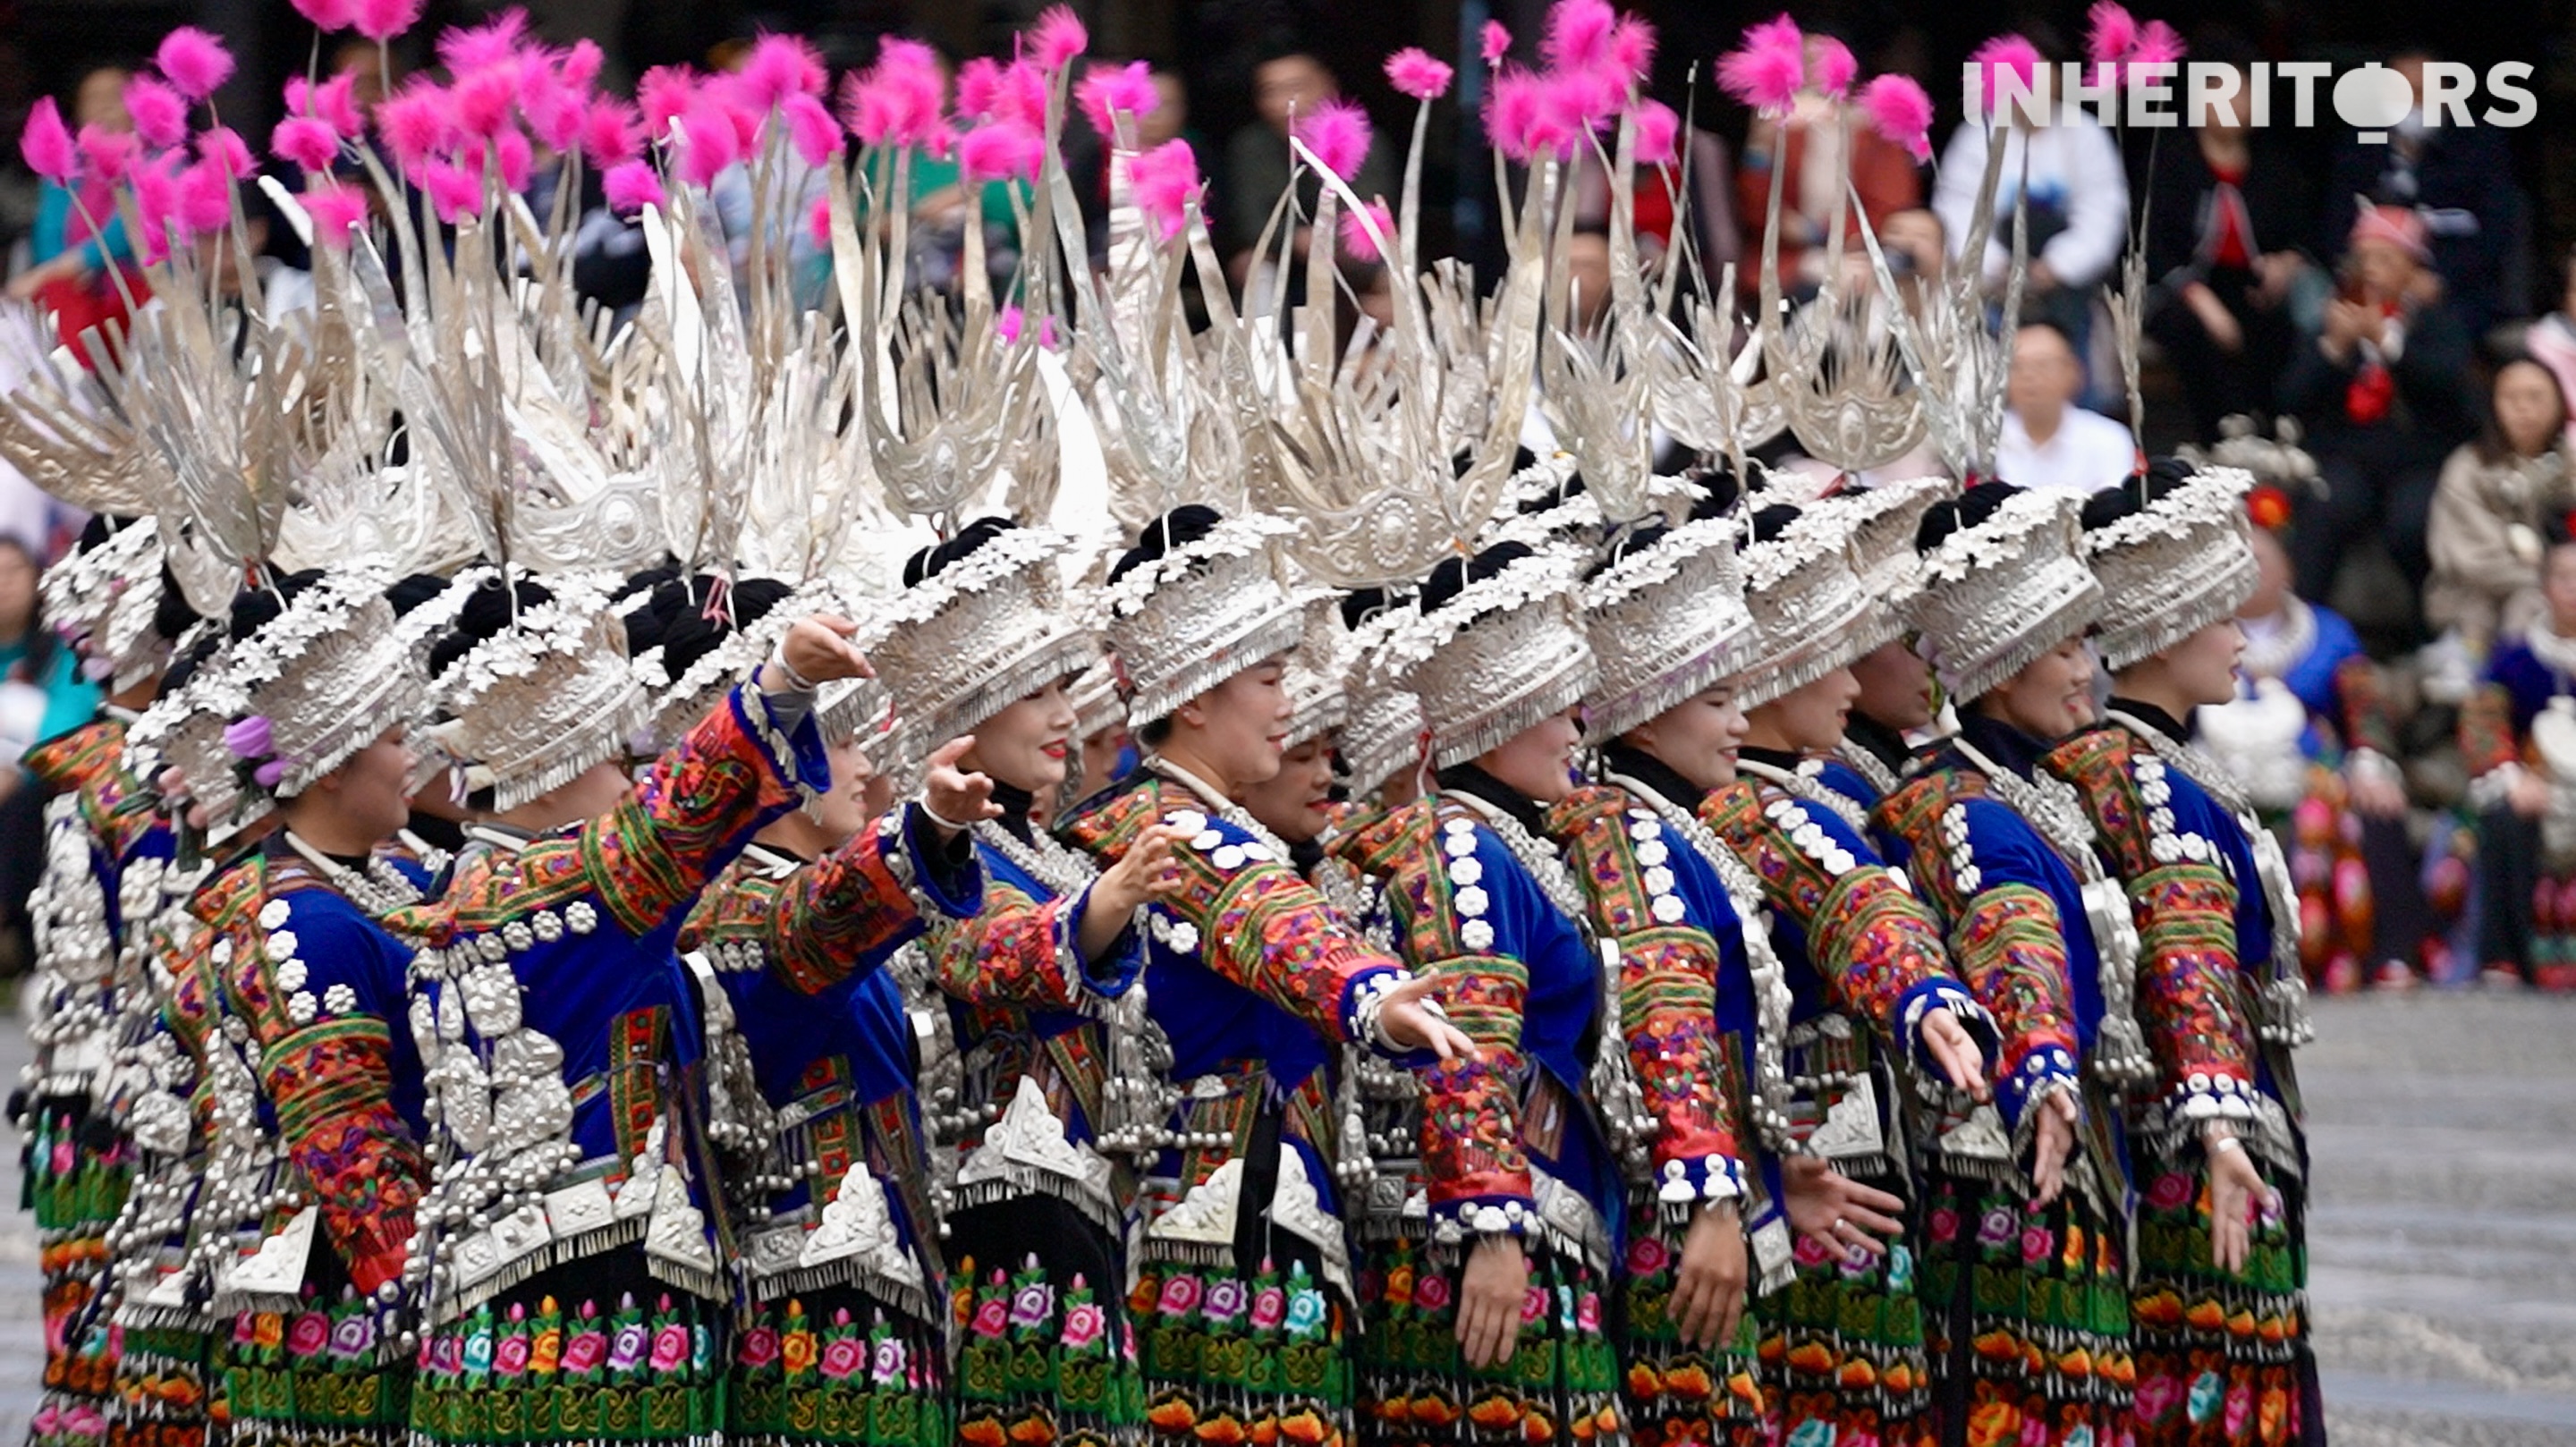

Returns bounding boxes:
[491,127,532,190]
[996,305,1059,346]
[1385,48,1453,102]
[272,116,340,172]
[375,81,455,174]
[1292,99,1371,181]
[1809,37,1857,99]
[18,98,75,184]
[1859,73,1933,161]
[76,126,136,188]
[354,0,425,43]
[2128,21,2185,72]
[1029,5,1087,72]
[1972,34,2044,114]
[195,126,253,181]
[301,182,368,249]
[289,0,357,31]
[435,10,527,74]
[448,63,521,140]
[1338,198,1394,260]
[521,67,586,151]
[580,97,642,168]
[1484,67,1543,161]
[675,97,740,186]
[558,38,603,91]
[131,157,182,262]
[124,75,188,149]
[1631,99,1678,165]
[636,64,699,140]
[958,122,1044,182]
[807,191,833,250]
[421,160,481,222]
[739,33,826,109]
[177,156,234,232]
[1480,21,1512,67]
[1129,136,1199,241]
[1608,17,1657,79]
[1716,15,1804,115]
[1539,0,1617,72]
[603,158,665,215]
[844,38,947,148]
[286,72,364,135]
[2084,2,2139,65]
[155,28,235,103]
[780,92,841,166]
[1076,60,1159,140]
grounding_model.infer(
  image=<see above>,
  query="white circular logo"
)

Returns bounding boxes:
[2334,63,2414,142]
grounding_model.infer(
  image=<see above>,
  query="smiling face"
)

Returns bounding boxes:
[289,726,415,849]
[1748,665,1860,757]
[1851,639,1937,732]
[1623,682,1749,793]
[2143,618,2247,711]
[811,734,878,843]
[1234,734,1337,842]
[964,679,1079,797]
[1980,636,2098,739]
[1477,707,1583,804]
[1173,658,1292,787]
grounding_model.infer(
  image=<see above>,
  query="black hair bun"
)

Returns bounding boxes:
[1686,464,1742,520]
[642,575,794,680]
[1422,540,1534,613]
[428,575,560,678]
[904,515,1018,588]
[384,572,453,619]
[1585,521,1667,581]
[224,570,326,644]
[1108,504,1223,585]
[1339,584,1411,632]
[150,561,202,645]
[1915,480,2023,554]
[1750,503,1803,545]
[2079,459,2194,533]
[1516,470,1587,517]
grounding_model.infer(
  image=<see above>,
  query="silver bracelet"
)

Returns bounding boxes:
[767,644,819,694]
[919,799,973,833]
[2207,1134,2243,1155]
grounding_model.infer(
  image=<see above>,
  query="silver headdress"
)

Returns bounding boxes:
[1067,656,1127,744]
[870,526,1101,753]
[1815,475,1949,622]
[1100,512,1308,726]
[1733,505,1878,709]
[222,560,426,800]
[631,577,827,754]
[1580,515,1757,739]
[40,520,174,696]
[1377,546,1597,770]
[1338,604,1428,801]
[1281,593,1352,752]
[2087,468,2260,673]
[1909,488,2103,703]
[423,570,648,813]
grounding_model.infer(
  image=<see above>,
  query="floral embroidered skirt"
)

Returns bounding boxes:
[947,1197,1144,1447]
[106,1324,210,1447]
[27,1098,131,1447]
[2127,1155,2310,1447]
[729,1283,947,1447]
[1129,1255,1351,1447]
[407,1256,723,1447]
[1353,1233,1622,1447]
[1614,1224,1762,1447]
[1919,1168,2135,1447]
[1750,1181,1937,1447]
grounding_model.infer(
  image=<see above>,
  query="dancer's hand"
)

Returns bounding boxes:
[1782,1155,1905,1260]
[2204,1128,2276,1274]
[919,737,1001,837]
[2030,1088,2080,1207]
[1456,1235,1530,1368]
[1671,1200,1749,1350]
[1920,1007,1990,1098]
[1095,824,1188,917]
[1372,975,1473,1060]
[764,613,872,690]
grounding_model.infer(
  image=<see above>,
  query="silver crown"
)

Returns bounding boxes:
[1377,547,1597,771]
[1067,656,1127,744]
[425,571,648,813]
[1580,515,1757,739]
[41,521,174,696]
[1910,488,2104,703]
[2088,468,2261,673]
[127,622,250,841]
[1733,506,1878,710]
[874,527,1100,753]
[1101,513,1308,725]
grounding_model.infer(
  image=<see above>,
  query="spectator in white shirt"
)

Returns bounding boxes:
[1997,321,2137,493]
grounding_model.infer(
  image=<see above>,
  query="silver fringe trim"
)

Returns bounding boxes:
[745,1257,931,1322]
[1585,630,1758,743]
[1733,612,1876,712]
[1123,597,1308,729]
[914,628,1103,755]
[947,1170,1125,1242]
[1944,587,2100,707]
[487,692,651,815]
[430,1219,648,1324]
[1428,659,1594,772]
[2093,554,2260,674]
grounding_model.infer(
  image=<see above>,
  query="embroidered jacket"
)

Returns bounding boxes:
[923,808,1145,1237]
[1058,764,1413,1294]
[2045,713,2301,1174]
[21,718,138,1108]
[2461,635,2575,789]
[1874,716,2118,1154]
[186,846,435,1307]
[1319,800,1436,1239]
[682,822,979,1323]
[385,684,829,1324]
[1377,783,1620,1265]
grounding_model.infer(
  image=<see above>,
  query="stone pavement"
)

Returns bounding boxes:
[0,989,2569,1443]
